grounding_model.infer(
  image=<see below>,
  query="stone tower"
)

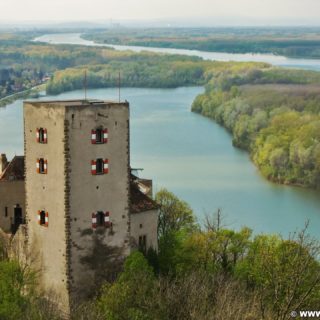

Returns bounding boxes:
[24,99,130,314]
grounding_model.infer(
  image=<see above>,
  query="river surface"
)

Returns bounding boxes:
[34,33,320,71]
[2,33,320,238]
[1,86,320,238]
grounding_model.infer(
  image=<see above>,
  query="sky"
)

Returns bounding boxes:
[1,0,320,26]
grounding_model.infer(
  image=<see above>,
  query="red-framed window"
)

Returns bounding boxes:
[38,210,48,227]
[91,128,108,144]
[91,211,111,229]
[36,158,48,174]
[91,158,109,175]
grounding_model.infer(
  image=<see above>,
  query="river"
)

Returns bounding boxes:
[1,33,320,238]
[34,33,320,71]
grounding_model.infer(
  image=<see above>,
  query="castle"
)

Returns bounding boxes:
[0,99,158,315]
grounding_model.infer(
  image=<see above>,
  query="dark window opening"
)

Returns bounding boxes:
[139,235,147,254]
[12,205,23,234]
[39,158,45,174]
[4,206,8,217]
[96,128,103,144]
[96,211,105,227]
[39,128,45,143]
[40,211,46,226]
[96,158,104,175]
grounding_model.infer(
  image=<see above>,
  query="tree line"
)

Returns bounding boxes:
[192,66,320,188]
[83,27,320,59]
[1,189,320,319]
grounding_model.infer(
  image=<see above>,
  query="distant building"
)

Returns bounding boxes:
[0,99,158,316]
[0,154,25,234]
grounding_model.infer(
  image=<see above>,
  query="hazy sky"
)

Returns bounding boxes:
[1,0,320,25]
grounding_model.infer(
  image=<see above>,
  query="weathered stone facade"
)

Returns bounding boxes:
[19,99,158,315]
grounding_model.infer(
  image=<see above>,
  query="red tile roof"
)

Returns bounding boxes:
[130,181,158,214]
[0,156,24,181]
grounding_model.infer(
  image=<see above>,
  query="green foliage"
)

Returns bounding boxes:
[96,251,160,320]
[83,27,320,58]
[253,112,320,186]
[93,208,320,320]
[0,260,27,319]
[46,59,207,94]
[175,227,252,275]
[155,189,197,275]
[192,65,320,188]
[236,231,320,316]
[156,188,196,238]
[0,255,60,320]
[0,35,208,101]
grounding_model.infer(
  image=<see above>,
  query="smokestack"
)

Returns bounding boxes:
[0,154,8,174]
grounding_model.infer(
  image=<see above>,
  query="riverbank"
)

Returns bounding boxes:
[0,84,45,108]
[2,86,320,239]
[192,79,320,190]
[82,27,320,59]
[33,33,320,191]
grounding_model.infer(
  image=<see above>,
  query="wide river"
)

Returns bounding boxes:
[2,33,320,238]
[34,33,320,71]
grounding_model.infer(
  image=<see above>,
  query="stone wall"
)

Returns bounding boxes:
[130,209,158,251]
[24,102,70,314]
[0,181,25,233]
[66,103,131,301]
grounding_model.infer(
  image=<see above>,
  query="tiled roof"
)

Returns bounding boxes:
[0,156,24,181]
[130,181,158,214]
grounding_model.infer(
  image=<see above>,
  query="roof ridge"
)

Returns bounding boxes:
[0,156,24,181]
[0,158,12,180]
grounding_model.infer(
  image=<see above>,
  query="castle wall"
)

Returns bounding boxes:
[24,102,70,313]
[66,103,131,301]
[130,209,158,251]
[23,100,156,315]
[0,181,25,233]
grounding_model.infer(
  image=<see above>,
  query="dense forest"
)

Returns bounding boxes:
[0,33,49,99]
[46,54,208,94]
[192,65,320,188]
[0,33,209,98]
[1,189,320,320]
[83,27,320,58]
